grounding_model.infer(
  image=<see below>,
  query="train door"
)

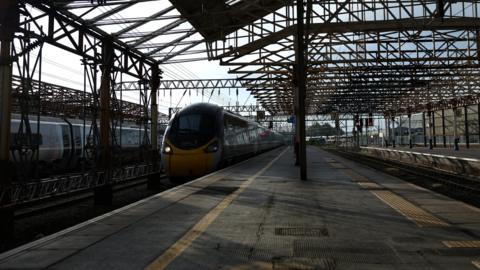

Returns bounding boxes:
[61,124,72,161]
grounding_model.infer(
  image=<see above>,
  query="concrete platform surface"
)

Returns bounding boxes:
[1,146,480,270]
[360,146,480,178]
[370,145,480,160]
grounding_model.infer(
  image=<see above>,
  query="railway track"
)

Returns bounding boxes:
[327,148,480,208]
[14,174,171,218]
[5,174,173,252]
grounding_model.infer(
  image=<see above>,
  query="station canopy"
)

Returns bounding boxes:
[23,0,480,116]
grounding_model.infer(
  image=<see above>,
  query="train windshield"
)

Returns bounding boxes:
[169,113,216,149]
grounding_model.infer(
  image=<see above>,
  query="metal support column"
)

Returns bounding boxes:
[0,0,19,249]
[0,0,18,249]
[464,106,469,149]
[422,112,427,147]
[392,116,396,148]
[442,109,446,147]
[428,111,433,149]
[453,107,459,150]
[408,113,412,148]
[148,65,161,190]
[432,110,437,147]
[295,0,307,180]
[344,117,348,150]
[95,40,114,205]
[398,115,402,146]
[384,117,389,147]
[478,104,480,145]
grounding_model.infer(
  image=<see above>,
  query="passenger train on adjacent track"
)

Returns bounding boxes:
[161,103,284,180]
[10,114,160,176]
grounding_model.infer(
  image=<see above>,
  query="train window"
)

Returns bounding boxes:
[169,113,216,149]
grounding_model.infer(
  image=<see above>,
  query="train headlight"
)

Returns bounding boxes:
[204,141,219,153]
[163,143,172,154]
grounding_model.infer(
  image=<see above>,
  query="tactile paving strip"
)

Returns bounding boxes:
[442,241,480,248]
[342,169,370,182]
[371,190,449,227]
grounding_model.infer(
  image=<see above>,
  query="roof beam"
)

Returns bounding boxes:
[216,18,480,59]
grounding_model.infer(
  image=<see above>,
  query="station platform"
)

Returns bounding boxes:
[358,146,480,178]
[1,146,480,270]
[367,146,480,160]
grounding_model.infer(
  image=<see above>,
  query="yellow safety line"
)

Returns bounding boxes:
[341,167,448,227]
[472,260,480,269]
[372,190,449,227]
[357,182,381,189]
[342,169,370,182]
[144,148,288,270]
[442,241,480,248]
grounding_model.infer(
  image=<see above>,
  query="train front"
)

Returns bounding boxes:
[161,103,222,180]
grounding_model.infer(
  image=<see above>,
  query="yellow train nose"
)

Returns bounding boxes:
[166,152,214,177]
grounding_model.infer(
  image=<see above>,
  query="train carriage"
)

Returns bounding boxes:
[162,103,284,179]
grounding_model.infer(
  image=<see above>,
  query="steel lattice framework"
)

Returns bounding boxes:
[13,0,480,116]
[206,1,480,116]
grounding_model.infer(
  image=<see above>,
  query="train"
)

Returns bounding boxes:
[161,103,284,180]
[10,114,161,176]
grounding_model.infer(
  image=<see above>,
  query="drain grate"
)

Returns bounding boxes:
[275,227,329,237]
[272,257,336,270]
[293,240,400,264]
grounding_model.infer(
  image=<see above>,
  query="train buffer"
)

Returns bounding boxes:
[1,146,480,269]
